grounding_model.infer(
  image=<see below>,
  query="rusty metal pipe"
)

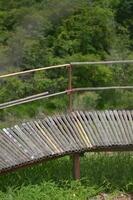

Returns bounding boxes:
[67,64,73,112]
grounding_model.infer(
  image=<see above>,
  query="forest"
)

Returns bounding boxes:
[0,0,133,125]
[0,1,133,200]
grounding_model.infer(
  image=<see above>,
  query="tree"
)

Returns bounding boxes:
[52,5,116,57]
[116,0,133,44]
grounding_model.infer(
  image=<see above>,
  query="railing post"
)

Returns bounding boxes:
[67,64,73,112]
[72,154,80,180]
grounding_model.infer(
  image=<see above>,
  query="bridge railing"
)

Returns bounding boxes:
[0,60,133,110]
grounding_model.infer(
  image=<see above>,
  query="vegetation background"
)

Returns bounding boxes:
[0,0,133,126]
[0,1,133,199]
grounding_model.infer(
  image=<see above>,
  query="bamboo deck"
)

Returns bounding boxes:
[0,110,133,174]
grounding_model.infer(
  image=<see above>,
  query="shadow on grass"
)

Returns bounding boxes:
[0,152,133,192]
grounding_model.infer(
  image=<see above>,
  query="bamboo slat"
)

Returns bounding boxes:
[0,110,133,174]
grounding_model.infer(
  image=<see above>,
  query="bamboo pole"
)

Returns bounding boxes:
[71,60,133,65]
[0,86,133,110]
[1,60,133,79]
[0,64,70,78]
[70,86,133,92]
[0,91,67,109]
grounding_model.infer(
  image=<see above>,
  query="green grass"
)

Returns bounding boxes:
[0,96,68,129]
[0,153,133,199]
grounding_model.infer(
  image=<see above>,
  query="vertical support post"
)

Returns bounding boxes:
[67,64,72,112]
[72,154,80,180]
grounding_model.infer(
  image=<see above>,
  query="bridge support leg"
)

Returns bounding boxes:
[72,154,80,180]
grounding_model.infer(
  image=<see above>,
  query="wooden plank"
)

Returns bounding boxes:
[45,117,67,151]
[20,124,44,157]
[67,114,86,149]
[53,116,75,151]
[85,111,104,146]
[94,111,110,145]
[122,110,133,143]
[57,115,81,150]
[41,119,64,153]
[28,121,53,155]
[126,111,133,133]
[35,120,62,154]
[62,115,83,149]
[117,111,130,143]
[14,125,42,158]
[105,111,121,144]
[2,129,30,160]
[80,111,98,146]
[48,117,72,151]
[109,111,124,144]
[0,110,133,175]
[113,111,129,144]
[5,128,33,158]
[98,111,115,145]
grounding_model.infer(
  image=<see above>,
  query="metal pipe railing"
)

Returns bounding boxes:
[0,60,133,110]
[0,86,133,110]
[67,64,73,112]
[0,60,133,79]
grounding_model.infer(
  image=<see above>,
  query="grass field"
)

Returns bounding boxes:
[0,153,133,200]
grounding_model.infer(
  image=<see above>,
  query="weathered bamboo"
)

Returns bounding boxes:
[0,91,66,109]
[71,86,133,92]
[0,92,48,109]
[1,60,133,79]
[0,64,70,78]
[1,86,133,110]
[71,60,133,65]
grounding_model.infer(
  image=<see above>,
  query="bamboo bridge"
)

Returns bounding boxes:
[0,60,133,179]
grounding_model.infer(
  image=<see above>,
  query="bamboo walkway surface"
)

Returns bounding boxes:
[0,110,133,174]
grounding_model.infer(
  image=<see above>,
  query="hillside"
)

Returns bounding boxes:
[0,0,133,123]
[0,1,133,199]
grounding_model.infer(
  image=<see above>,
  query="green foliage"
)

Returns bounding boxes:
[116,0,133,42]
[0,2,133,198]
[0,0,133,124]
[73,92,100,110]
[0,153,133,199]
[53,5,116,57]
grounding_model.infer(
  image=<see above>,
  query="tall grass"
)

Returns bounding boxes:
[0,95,68,129]
[0,153,133,199]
